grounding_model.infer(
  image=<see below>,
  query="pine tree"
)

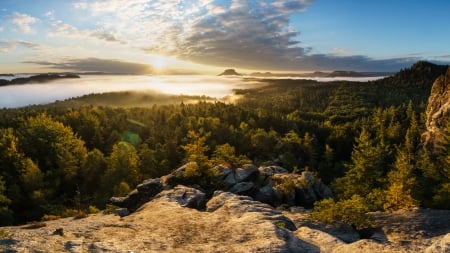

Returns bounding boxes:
[333,128,388,202]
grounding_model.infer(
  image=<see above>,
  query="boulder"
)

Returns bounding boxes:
[155,185,206,210]
[160,162,195,188]
[228,182,258,197]
[234,164,258,182]
[255,184,275,204]
[110,178,162,212]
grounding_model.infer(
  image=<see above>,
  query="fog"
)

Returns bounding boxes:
[0,75,384,108]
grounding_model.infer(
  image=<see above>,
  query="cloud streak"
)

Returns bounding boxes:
[24,58,153,74]
[0,40,43,53]
[10,12,38,33]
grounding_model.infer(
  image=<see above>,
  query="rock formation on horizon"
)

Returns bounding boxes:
[218,69,241,76]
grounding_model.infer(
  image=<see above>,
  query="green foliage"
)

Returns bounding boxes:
[333,128,388,201]
[0,62,448,224]
[0,229,11,240]
[311,195,372,230]
[103,142,140,196]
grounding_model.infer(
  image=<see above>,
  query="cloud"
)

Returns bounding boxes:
[0,40,43,53]
[0,26,3,32]
[24,58,153,74]
[0,41,15,53]
[10,12,38,33]
[48,20,125,44]
[70,0,446,71]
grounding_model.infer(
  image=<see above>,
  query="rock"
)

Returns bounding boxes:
[155,185,206,209]
[206,191,297,231]
[218,69,241,76]
[110,178,162,212]
[228,182,258,197]
[258,165,288,185]
[255,184,275,204]
[212,164,232,179]
[422,67,450,148]
[224,171,237,186]
[234,164,258,182]
[258,165,288,176]
[110,208,130,217]
[136,178,162,195]
[425,233,450,253]
[160,162,195,188]
[295,226,345,253]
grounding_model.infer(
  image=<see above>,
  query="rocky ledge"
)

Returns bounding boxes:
[1,186,449,252]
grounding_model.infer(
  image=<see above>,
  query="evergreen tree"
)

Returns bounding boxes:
[333,128,388,204]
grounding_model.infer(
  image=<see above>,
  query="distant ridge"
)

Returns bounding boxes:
[0,73,80,86]
[250,70,393,78]
[218,69,241,76]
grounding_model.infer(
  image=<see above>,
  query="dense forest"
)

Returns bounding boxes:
[0,61,449,226]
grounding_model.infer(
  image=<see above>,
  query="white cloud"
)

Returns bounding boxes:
[72,0,314,69]
[0,26,3,32]
[64,0,424,71]
[10,12,38,34]
[48,20,124,44]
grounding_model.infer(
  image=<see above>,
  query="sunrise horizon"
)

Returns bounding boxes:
[1,0,450,74]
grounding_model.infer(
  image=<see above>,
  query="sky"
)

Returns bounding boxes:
[0,0,449,74]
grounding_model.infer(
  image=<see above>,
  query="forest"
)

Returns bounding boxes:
[0,61,449,226]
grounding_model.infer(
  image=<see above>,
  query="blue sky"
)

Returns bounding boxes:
[0,0,449,74]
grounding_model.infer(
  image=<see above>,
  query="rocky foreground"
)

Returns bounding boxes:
[0,185,449,252]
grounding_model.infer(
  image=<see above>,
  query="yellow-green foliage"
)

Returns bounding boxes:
[0,229,11,239]
[88,205,100,214]
[311,195,372,230]
[41,214,61,221]
[277,177,296,195]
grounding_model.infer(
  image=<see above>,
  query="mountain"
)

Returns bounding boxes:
[218,69,241,76]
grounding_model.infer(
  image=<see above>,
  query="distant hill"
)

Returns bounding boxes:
[218,69,241,76]
[0,73,80,86]
[250,70,393,78]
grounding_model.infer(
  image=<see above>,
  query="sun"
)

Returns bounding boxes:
[149,54,171,72]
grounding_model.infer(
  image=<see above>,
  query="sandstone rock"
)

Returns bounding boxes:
[234,164,258,182]
[160,162,195,188]
[296,226,345,253]
[422,67,450,148]
[258,165,288,177]
[206,191,297,231]
[228,182,258,197]
[255,184,275,204]
[224,171,237,186]
[425,233,450,253]
[110,178,162,212]
[155,185,206,209]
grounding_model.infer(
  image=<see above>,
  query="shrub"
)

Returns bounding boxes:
[0,229,11,239]
[311,195,372,230]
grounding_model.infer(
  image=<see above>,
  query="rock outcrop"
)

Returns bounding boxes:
[218,69,241,76]
[2,189,450,252]
[422,67,450,148]
[112,163,332,213]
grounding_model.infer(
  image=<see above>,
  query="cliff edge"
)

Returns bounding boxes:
[422,67,450,148]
